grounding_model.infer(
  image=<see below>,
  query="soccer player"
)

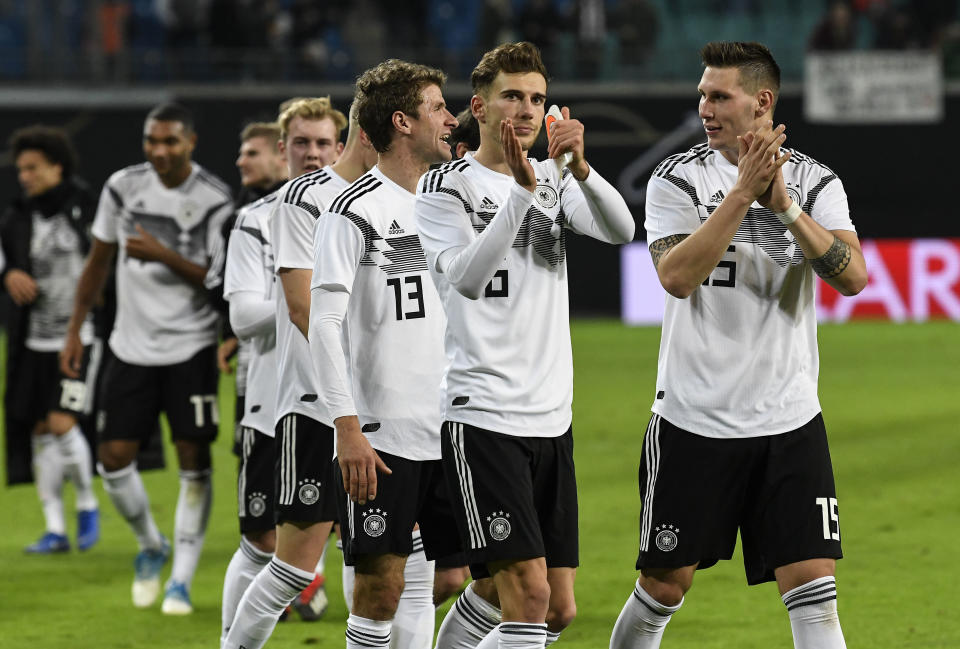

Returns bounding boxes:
[309,59,463,649]
[415,42,634,649]
[608,42,867,649]
[449,107,481,159]
[2,125,100,553]
[60,103,233,614]
[221,96,378,649]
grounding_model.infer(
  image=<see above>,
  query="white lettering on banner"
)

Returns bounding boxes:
[909,240,960,320]
[621,239,960,324]
[821,240,908,323]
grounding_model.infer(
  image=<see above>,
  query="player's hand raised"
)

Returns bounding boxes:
[501,118,536,194]
[547,106,590,180]
[335,415,391,505]
[733,121,791,203]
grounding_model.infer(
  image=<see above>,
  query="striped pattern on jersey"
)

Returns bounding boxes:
[782,576,838,611]
[277,415,298,506]
[105,163,152,209]
[281,167,333,219]
[654,144,841,268]
[639,414,664,553]
[196,168,232,203]
[328,172,429,275]
[420,160,568,268]
[447,422,487,550]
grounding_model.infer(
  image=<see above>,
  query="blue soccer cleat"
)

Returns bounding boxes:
[77,509,100,551]
[25,532,70,554]
[161,580,193,615]
[132,535,170,608]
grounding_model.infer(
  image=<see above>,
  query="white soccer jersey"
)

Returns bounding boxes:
[415,153,631,438]
[92,162,232,365]
[224,192,279,437]
[645,144,856,438]
[312,166,447,461]
[271,167,349,425]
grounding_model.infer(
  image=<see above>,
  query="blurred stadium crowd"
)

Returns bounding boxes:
[1,0,959,84]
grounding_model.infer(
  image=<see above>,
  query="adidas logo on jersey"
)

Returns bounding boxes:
[709,190,725,203]
[479,196,499,211]
[388,220,404,235]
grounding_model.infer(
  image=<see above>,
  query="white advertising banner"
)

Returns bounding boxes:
[804,51,943,124]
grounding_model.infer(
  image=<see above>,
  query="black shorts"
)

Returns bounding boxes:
[237,426,276,534]
[335,452,462,566]
[8,346,94,422]
[635,413,843,585]
[441,422,579,579]
[96,345,219,443]
[274,413,338,525]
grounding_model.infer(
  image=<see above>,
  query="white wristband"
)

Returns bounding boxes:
[775,200,802,225]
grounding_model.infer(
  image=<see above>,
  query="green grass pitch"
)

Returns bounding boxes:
[0,320,957,648]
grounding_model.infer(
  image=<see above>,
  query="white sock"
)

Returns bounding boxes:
[221,536,273,644]
[483,623,547,649]
[545,630,560,646]
[347,614,391,648]
[56,425,97,511]
[169,469,213,587]
[435,581,502,649]
[33,434,66,535]
[392,535,435,649]
[782,576,846,649]
[98,462,163,550]
[609,579,683,649]
[222,557,313,649]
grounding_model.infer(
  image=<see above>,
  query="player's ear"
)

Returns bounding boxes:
[392,110,412,135]
[336,141,344,155]
[470,95,485,123]
[755,89,774,119]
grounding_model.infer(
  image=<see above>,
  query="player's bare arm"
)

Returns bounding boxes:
[125,223,208,286]
[546,106,590,181]
[649,234,689,270]
[60,237,116,377]
[334,415,391,506]
[655,122,790,298]
[278,267,311,338]
[758,163,867,296]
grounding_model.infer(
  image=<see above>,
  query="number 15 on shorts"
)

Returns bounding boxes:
[816,497,840,541]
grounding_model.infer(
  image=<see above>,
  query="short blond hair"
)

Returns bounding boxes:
[278,97,348,142]
[240,121,282,144]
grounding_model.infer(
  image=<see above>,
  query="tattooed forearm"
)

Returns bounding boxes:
[649,234,689,269]
[811,235,852,279]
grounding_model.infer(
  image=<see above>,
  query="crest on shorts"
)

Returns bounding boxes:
[247,492,267,518]
[298,479,320,506]
[362,508,388,537]
[654,524,679,552]
[486,511,512,542]
[534,183,558,209]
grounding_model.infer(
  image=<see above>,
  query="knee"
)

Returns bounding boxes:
[354,573,405,620]
[97,443,134,472]
[245,530,276,555]
[638,573,689,608]
[545,599,576,632]
[433,567,468,607]
[175,440,211,471]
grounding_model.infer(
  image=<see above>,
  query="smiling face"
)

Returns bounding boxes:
[235,135,285,189]
[698,66,766,156]
[475,71,547,152]
[279,115,343,177]
[143,119,195,184]
[408,83,458,165]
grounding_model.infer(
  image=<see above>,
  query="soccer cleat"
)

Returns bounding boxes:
[132,535,170,608]
[161,580,193,615]
[25,532,70,554]
[291,574,328,621]
[77,509,100,551]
